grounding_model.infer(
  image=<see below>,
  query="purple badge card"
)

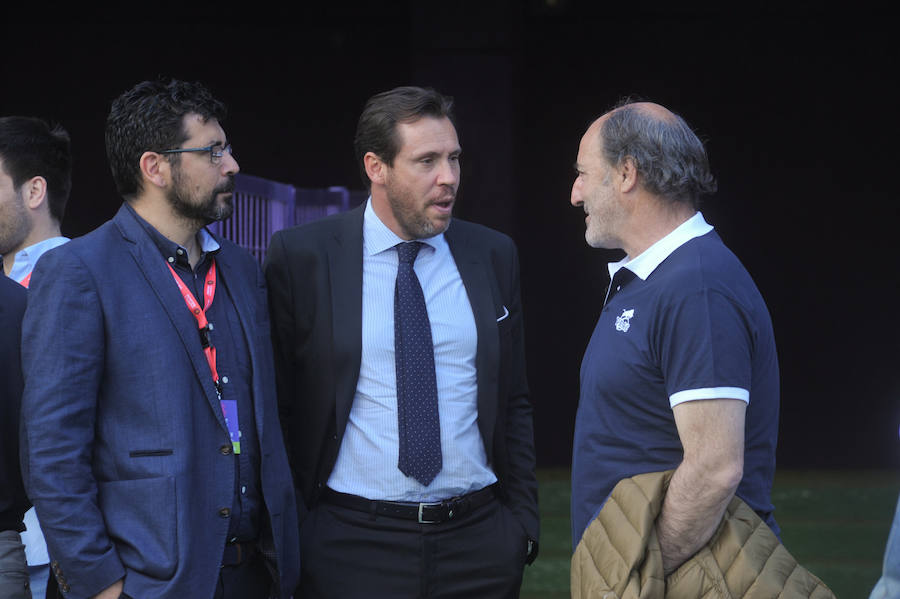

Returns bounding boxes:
[220,399,241,454]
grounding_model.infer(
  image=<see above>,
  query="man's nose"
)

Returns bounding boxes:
[222,151,240,176]
[570,179,582,207]
[437,159,459,186]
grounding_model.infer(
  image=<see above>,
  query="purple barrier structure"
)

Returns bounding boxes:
[208,172,366,263]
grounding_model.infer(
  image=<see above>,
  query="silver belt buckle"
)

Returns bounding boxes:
[417,501,443,524]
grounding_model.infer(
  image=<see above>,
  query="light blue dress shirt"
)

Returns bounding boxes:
[327,200,497,502]
[6,236,69,284]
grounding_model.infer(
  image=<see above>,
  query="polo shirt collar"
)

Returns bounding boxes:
[607,211,713,281]
[363,198,443,257]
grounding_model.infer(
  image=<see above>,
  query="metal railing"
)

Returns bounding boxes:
[208,172,366,263]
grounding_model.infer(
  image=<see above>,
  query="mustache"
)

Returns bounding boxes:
[432,187,456,203]
[215,178,236,195]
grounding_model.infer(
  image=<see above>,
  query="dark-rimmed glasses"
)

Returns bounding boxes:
[157,143,233,165]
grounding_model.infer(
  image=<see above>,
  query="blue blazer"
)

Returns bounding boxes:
[20,205,300,599]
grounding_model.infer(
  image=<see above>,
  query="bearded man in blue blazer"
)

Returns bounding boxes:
[20,80,300,599]
[265,86,539,598]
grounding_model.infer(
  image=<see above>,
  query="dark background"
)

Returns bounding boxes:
[3,3,897,469]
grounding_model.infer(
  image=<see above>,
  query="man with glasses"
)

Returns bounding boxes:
[20,79,300,599]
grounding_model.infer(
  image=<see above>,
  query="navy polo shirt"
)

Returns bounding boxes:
[571,213,780,547]
[127,204,262,543]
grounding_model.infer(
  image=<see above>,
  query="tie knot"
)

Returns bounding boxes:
[396,241,423,265]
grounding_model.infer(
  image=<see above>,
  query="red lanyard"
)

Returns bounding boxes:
[167,259,220,395]
[18,271,31,288]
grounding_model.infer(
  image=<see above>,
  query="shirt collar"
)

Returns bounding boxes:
[125,202,220,269]
[363,198,443,257]
[607,212,713,281]
[7,236,70,283]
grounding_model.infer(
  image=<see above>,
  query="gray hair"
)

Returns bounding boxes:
[599,101,717,208]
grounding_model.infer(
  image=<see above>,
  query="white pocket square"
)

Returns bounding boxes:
[496,305,510,322]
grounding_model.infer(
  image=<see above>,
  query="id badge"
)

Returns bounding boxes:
[220,399,242,454]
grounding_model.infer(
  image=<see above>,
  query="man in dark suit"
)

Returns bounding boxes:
[20,80,300,599]
[1,114,73,599]
[265,86,539,598]
[0,276,29,599]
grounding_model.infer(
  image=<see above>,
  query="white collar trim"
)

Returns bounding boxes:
[607,212,713,281]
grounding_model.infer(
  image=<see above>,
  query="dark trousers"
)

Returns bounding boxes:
[213,553,272,599]
[299,495,528,598]
[0,530,30,599]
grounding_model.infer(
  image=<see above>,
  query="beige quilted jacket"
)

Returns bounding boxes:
[571,470,835,598]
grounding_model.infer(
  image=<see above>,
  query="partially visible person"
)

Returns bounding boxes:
[0,115,72,599]
[0,275,30,599]
[870,427,900,599]
[20,79,300,599]
[0,116,71,286]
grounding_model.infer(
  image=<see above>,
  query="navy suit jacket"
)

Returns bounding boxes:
[20,205,300,599]
[264,203,539,544]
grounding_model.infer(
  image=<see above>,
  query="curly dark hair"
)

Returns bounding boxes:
[105,79,226,198]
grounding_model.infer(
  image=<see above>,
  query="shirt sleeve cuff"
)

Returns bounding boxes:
[669,387,749,407]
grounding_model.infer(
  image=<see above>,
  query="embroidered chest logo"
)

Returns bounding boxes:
[615,308,635,332]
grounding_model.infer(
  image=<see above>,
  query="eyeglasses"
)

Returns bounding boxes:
[157,143,233,165]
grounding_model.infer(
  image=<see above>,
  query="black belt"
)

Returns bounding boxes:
[222,539,258,567]
[321,484,498,524]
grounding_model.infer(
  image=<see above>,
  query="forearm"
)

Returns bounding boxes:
[656,458,741,574]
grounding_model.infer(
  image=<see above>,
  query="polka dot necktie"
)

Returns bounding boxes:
[394,241,442,486]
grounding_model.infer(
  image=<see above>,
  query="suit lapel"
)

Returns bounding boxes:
[114,206,229,433]
[212,242,264,436]
[330,205,365,437]
[444,221,500,445]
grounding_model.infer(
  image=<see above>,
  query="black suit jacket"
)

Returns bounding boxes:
[0,276,28,533]
[264,203,539,542]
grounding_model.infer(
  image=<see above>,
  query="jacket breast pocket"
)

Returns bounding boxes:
[97,476,177,580]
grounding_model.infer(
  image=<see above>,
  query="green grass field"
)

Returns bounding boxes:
[520,469,900,599]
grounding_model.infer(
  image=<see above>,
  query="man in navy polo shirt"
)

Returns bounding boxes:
[569,100,780,575]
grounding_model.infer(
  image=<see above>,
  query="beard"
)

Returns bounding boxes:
[384,179,454,240]
[0,188,31,257]
[167,168,235,226]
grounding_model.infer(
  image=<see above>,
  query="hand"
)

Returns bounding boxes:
[525,538,539,564]
[91,578,124,599]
